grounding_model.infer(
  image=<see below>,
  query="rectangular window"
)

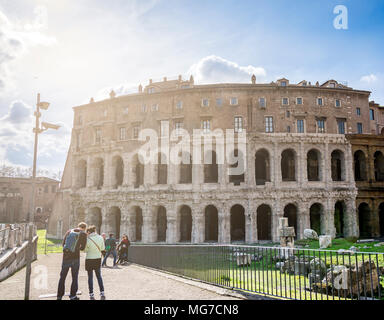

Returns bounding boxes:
[370,109,375,120]
[123,107,129,115]
[317,120,325,133]
[317,98,323,106]
[281,81,287,87]
[335,99,341,107]
[119,127,126,140]
[282,97,289,105]
[202,119,211,133]
[286,111,290,118]
[133,126,140,139]
[103,110,108,117]
[160,120,169,137]
[357,123,363,134]
[141,104,147,112]
[259,97,266,108]
[175,121,183,135]
[265,116,273,133]
[51,185,56,193]
[202,99,209,107]
[356,107,361,116]
[287,126,291,133]
[297,119,304,133]
[337,119,345,134]
[296,97,303,105]
[95,129,102,143]
[152,104,159,111]
[148,87,155,94]
[176,101,183,109]
[230,97,238,105]
[216,98,222,107]
[234,116,243,133]
[44,185,48,193]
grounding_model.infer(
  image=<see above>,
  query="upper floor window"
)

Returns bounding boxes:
[317,119,325,133]
[51,185,56,193]
[119,127,126,140]
[175,121,183,135]
[202,98,209,107]
[337,119,346,134]
[356,107,361,116]
[335,99,341,107]
[317,98,323,106]
[176,101,183,109]
[281,81,287,87]
[160,120,169,137]
[230,97,238,106]
[216,98,222,107]
[296,97,303,105]
[297,119,305,133]
[234,116,243,133]
[265,116,273,133]
[123,107,129,115]
[370,109,375,120]
[148,87,155,94]
[44,185,49,193]
[282,97,289,105]
[357,123,363,134]
[133,125,140,139]
[286,111,290,118]
[152,104,159,111]
[259,97,266,108]
[103,109,108,117]
[95,129,102,144]
[287,126,291,133]
[202,119,211,133]
[141,104,147,112]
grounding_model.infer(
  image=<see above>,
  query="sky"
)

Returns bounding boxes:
[0,0,383,178]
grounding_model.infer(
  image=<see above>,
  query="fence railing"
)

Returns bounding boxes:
[0,223,37,256]
[128,244,384,301]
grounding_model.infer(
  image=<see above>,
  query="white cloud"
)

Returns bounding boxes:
[360,74,378,84]
[188,55,266,84]
[0,6,56,95]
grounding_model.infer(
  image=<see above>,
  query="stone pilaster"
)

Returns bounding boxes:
[218,204,230,243]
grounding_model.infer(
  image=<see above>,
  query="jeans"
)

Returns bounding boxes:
[87,268,104,294]
[57,258,80,298]
[102,249,117,266]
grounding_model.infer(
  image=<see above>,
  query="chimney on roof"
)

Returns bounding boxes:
[251,74,256,84]
[90,97,94,103]
[163,77,167,82]
[178,75,182,81]
[138,84,143,93]
[149,79,152,84]
[109,90,116,99]
[189,75,194,85]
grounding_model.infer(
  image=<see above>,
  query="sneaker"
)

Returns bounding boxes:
[100,295,106,300]
[90,293,95,300]
[70,296,80,300]
[57,296,62,300]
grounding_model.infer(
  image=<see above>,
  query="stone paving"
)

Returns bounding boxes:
[0,253,242,300]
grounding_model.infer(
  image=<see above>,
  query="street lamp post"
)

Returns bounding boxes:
[24,93,60,300]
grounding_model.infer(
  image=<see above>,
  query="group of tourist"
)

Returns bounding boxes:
[56,222,131,300]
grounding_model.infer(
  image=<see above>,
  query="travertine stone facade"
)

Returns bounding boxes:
[49,76,374,242]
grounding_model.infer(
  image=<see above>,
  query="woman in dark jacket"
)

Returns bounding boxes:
[116,235,130,265]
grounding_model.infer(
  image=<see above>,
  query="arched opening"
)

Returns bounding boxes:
[381,128,384,136]
[281,149,296,181]
[257,204,272,241]
[134,207,143,241]
[88,207,102,233]
[156,206,167,242]
[75,208,85,226]
[358,203,372,239]
[334,201,346,238]
[283,204,298,237]
[331,150,345,181]
[204,205,218,242]
[255,149,270,185]
[108,207,121,239]
[179,152,192,184]
[92,158,104,189]
[310,203,323,235]
[354,150,367,181]
[374,151,384,182]
[204,150,218,183]
[112,155,124,189]
[379,203,384,237]
[76,160,87,188]
[157,153,168,184]
[230,204,245,242]
[132,154,144,188]
[307,149,321,181]
[179,206,192,242]
[228,149,245,186]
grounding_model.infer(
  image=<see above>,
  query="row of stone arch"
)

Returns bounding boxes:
[354,150,384,182]
[357,202,384,238]
[75,147,350,189]
[75,200,383,242]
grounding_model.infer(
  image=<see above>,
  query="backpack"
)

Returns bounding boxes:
[63,230,80,253]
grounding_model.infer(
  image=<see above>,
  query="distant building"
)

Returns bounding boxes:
[0,177,60,228]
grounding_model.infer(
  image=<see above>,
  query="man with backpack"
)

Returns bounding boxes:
[102,233,117,268]
[57,222,87,300]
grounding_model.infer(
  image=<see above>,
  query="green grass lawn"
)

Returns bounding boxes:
[37,229,62,255]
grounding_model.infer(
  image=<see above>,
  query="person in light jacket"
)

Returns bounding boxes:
[85,226,106,300]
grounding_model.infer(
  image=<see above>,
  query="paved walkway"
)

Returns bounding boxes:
[0,253,242,300]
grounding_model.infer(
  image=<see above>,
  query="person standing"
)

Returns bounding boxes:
[57,222,87,300]
[102,233,117,267]
[85,226,106,300]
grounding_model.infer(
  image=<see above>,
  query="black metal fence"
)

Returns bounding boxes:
[128,244,384,300]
